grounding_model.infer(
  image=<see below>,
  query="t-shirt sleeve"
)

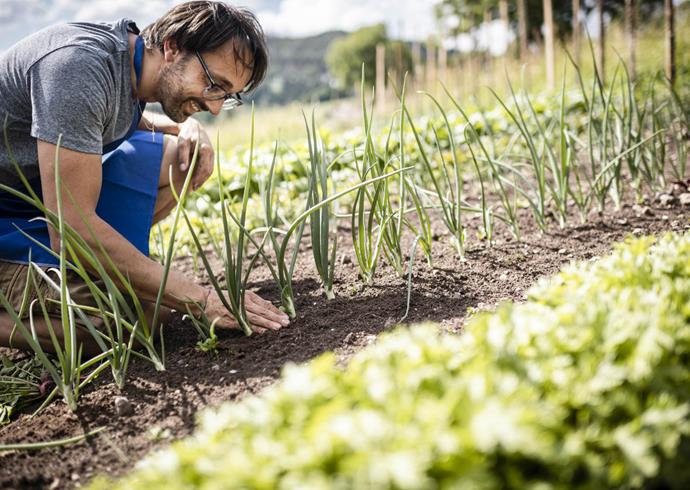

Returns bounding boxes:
[28,46,110,154]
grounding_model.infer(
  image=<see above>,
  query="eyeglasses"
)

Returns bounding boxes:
[195,51,243,111]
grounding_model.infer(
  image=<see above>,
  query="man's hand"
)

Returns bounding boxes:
[203,289,290,334]
[177,119,214,190]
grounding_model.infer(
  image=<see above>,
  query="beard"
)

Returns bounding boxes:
[155,57,193,123]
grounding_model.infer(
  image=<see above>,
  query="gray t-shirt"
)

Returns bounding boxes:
[0,19,138,186]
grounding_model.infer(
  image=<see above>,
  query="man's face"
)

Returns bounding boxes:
[156,39,253,123]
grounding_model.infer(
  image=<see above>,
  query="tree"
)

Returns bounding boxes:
[325,24,412,93]
[326,24,387,90]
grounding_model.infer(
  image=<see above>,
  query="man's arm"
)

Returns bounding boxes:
[37,140,287,332]
[37,139,206,312]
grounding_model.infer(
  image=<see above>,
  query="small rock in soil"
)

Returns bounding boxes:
[632,205,653,217]
[671,183,686,194]
[211,364,220,371]
[679,193,690,206]
[658,193,675,206]
[114,396,133,417]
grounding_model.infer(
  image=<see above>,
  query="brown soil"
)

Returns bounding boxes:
[1,184,689,489]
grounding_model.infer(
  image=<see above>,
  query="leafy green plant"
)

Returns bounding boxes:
[175,110,262,336]
[418,89,466,257]
[0,354,53,424]
[303,110,338,299]
[258,141,307,317]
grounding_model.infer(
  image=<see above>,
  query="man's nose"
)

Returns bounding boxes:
[207,99,224,116]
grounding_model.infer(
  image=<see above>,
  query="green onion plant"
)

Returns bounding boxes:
[303,110,338,299]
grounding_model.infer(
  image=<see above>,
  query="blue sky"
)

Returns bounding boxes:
[0,0,440,51]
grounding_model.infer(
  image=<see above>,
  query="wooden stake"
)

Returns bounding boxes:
[572,0,581,65]
[665,0,676,87]
[598,0,605,84]
[426,41,436,90]
[439,44,447,84]
[625,0,636,81]
[412,42,422,87]
[543,0,555,91]
[517,0,528,62]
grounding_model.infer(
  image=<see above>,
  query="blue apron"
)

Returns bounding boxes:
[0,36,160,266]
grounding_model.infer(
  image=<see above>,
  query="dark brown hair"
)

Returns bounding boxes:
[141,1,268,93]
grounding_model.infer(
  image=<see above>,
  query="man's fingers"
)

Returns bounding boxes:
[246,312,283,331]
[246,291,286,316]
[193,149,214,189]
[178,138,191,172]
[245,299,289,326]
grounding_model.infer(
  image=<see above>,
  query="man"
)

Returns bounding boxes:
[0,1,289,354]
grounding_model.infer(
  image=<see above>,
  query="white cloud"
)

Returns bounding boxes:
[476,20,515,56]
[0,0,66,26]
[1,0,443,51]
[445,20,515,57]
[72,0,188,27]
[256,0,441,40]
[70,0,268,26]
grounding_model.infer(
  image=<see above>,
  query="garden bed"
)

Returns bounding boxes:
[1,182,688,489]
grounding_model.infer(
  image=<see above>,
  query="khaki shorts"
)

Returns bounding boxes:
[0,259,111,348]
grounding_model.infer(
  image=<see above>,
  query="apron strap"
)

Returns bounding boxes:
[102,35,147,154]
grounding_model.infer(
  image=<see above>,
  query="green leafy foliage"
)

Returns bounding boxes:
[0,355,52,425]
[93,232,690,489]
[325,24,411,91]
[326,24,385,89]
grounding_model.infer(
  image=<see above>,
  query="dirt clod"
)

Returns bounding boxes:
[114,396,133,417]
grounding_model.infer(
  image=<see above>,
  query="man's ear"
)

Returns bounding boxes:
[162,38,180,62]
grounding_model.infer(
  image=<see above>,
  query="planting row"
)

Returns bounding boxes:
[92,231,690,489]
[160,56,688,300]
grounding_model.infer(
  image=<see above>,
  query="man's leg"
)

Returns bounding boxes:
[0,263,170,357]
